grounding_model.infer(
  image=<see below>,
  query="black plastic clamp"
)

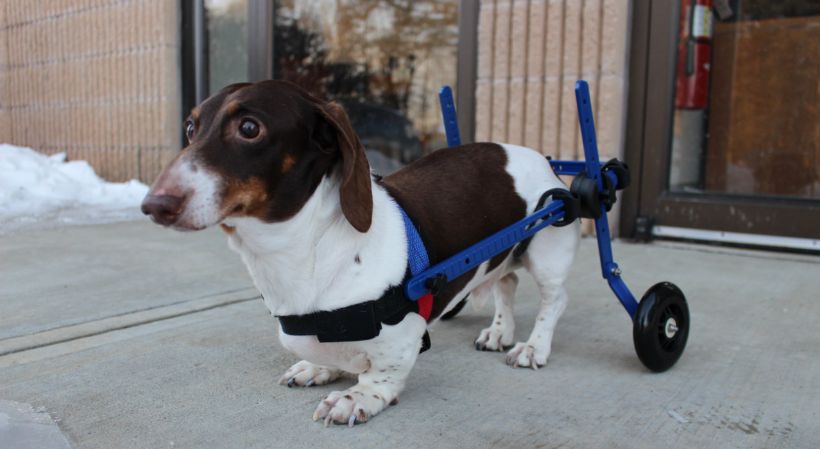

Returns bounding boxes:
[600,171,616,212]
[544,188,580,227]
[425,273,448,295]
[513,188,579,258]
[570,169,619,219]
[602,158,630,190]
[570,173,602,219]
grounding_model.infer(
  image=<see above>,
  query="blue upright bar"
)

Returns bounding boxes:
[574,81,638,318]
[438,86,462,147]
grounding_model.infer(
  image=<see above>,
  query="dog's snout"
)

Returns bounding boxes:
[141,194,185,226]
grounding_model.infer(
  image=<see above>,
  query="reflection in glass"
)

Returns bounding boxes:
[206,0,249,95]
[669,0,819,199]
[273,1,458,174]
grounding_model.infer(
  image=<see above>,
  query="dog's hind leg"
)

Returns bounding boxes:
[474,272,518,351]
[278,360,343,387]
[506,225,579,368]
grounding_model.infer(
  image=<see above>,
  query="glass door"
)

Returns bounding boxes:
[270,1,461,173]
[623,0,820,248]
[184,0,474,173]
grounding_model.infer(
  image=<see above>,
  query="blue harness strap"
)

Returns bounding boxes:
[394,201,434,332]
[395,201,434,350]
[395,202,430,277]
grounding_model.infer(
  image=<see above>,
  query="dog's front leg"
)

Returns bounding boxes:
[312,315,426,426]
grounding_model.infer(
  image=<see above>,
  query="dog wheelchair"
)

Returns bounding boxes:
[408,80,689,372]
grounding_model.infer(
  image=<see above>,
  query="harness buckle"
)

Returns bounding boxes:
[425,273,448,295]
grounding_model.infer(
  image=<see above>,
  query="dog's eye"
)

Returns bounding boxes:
[185,120,195,141]
[239,119,260,139]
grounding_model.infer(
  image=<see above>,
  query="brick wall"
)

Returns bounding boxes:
[0,0,181,182]
[475,0,631,232]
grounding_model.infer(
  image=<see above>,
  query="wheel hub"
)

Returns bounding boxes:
[664,317,679,339]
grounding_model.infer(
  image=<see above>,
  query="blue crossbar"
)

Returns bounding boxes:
[549,160,586,176]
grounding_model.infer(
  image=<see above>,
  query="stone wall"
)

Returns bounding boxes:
[475,0,632,232]
[0,0,181,182]
[476,0,631,159]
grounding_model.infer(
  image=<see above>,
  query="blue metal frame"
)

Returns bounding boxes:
[422,80,638,319]
[438,86,462,147]
[573,81,638,318]
[405,200,567,300]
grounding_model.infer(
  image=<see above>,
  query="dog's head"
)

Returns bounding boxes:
[141,81,372,232]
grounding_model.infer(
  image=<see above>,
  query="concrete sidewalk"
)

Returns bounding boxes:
[1,220,819,449]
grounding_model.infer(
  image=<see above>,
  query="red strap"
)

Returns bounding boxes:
[418,293,433,321]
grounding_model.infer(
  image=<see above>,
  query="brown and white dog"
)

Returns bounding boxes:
[141,80,579,426]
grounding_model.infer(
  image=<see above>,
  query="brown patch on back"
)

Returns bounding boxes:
[281,154,297,172]
[380,143,527,321]
[220,224,236,234]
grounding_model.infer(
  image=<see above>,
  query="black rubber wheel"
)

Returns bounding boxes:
[633,282,689,372]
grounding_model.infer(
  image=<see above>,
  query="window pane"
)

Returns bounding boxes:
[206,0,249,95]
[273,0,459,174]
[669,0,820,199]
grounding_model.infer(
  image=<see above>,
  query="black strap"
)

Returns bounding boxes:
[278,285,416,343]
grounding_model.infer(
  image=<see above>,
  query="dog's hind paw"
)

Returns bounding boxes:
[312,386,392,427]
[278,360,341,387]
[505,342,549,369]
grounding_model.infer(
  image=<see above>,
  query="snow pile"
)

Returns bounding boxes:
[0,144,149,233]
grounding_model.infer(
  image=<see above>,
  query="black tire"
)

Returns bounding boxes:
[633,282,689,372]
[440,296,468,320]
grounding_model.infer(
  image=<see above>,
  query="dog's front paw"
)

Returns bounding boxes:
[505,342,549,369]
[278,360,341,387]
[312,385,392,427]
[475,326,512,352]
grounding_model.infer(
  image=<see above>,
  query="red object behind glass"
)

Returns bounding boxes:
[675,0,713,109]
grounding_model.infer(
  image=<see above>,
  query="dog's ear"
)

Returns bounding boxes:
[317,102,373,233]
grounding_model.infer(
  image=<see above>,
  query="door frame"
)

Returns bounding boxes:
[620,0,820,242]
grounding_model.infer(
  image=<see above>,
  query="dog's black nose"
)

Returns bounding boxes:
[141,194,184,226]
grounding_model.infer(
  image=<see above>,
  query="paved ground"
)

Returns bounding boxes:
[1,220,819,449]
